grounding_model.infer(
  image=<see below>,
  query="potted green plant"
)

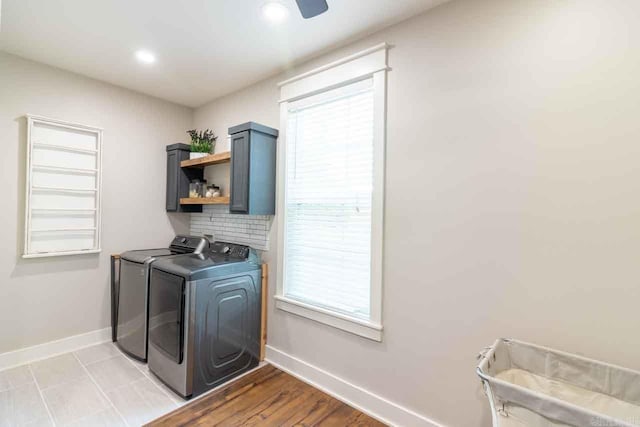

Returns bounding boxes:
[187,129,217,159]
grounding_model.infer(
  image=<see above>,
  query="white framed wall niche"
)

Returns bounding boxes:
[23,115,103,258]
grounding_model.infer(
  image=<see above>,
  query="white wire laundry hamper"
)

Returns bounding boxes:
[477,338,640,427]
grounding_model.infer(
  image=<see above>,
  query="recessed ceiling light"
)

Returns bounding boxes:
[261,2,289,23]
[135,50,156,65]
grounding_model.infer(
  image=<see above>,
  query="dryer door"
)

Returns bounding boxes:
[149,269,185,364]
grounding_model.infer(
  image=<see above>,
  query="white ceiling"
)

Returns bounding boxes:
[0,0,447,107]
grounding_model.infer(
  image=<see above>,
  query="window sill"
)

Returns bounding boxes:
[274,295,383,342]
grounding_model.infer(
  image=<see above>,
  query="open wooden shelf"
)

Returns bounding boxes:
[180,196,230,205]
[180,151,231,168]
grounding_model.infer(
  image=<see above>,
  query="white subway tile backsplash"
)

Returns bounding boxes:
[189,205,272,250]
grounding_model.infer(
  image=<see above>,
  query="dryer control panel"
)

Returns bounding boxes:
[169,235,209,254]
[209,241,251,259]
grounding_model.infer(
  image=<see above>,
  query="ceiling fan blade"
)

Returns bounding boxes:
[295,0,329,19]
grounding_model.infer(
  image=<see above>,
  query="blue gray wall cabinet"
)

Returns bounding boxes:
[166,143,203,213]
[229,122,278,215]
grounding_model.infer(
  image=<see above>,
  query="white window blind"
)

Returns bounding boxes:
[283,79,374,319]
[24,115,103,258]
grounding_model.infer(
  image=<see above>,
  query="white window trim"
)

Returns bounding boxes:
[276,43,389,342]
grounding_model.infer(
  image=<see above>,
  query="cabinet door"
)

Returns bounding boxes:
[166,150,179,211]
[230,131,250,213]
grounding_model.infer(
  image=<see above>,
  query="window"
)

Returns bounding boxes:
[24,115,103,258]
[276,44,388,341]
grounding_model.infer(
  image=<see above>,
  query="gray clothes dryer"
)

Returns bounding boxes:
[116,236,209,362]
[147,242,262,399]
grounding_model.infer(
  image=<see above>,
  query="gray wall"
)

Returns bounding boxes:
[0,52,191,354]
[193,0,640,425]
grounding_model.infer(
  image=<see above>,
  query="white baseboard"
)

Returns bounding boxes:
[0,327,111,371]
[265,345,444,427]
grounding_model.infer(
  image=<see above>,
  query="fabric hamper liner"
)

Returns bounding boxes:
[477,339,640,427]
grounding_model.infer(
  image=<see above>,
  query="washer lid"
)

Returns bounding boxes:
[121,248,174,264]
[150,252,257,280]
[120,235,209,264]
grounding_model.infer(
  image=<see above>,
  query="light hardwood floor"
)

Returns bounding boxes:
[147,364,386,426]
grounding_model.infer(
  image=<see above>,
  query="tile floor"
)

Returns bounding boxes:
[0,342,186,427]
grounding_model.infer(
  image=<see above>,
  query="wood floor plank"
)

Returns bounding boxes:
[286,395,345,427]
[226,376,310,426]
[317,403,387,427]
[193,370,299,426]
[272,387,345,426]
[149,365,282,427]
[146,364,386,427]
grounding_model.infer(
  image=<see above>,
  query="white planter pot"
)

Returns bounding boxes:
[190,152,208,160]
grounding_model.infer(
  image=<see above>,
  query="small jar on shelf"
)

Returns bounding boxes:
[205,185,221,198]
[189,180,205,198]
